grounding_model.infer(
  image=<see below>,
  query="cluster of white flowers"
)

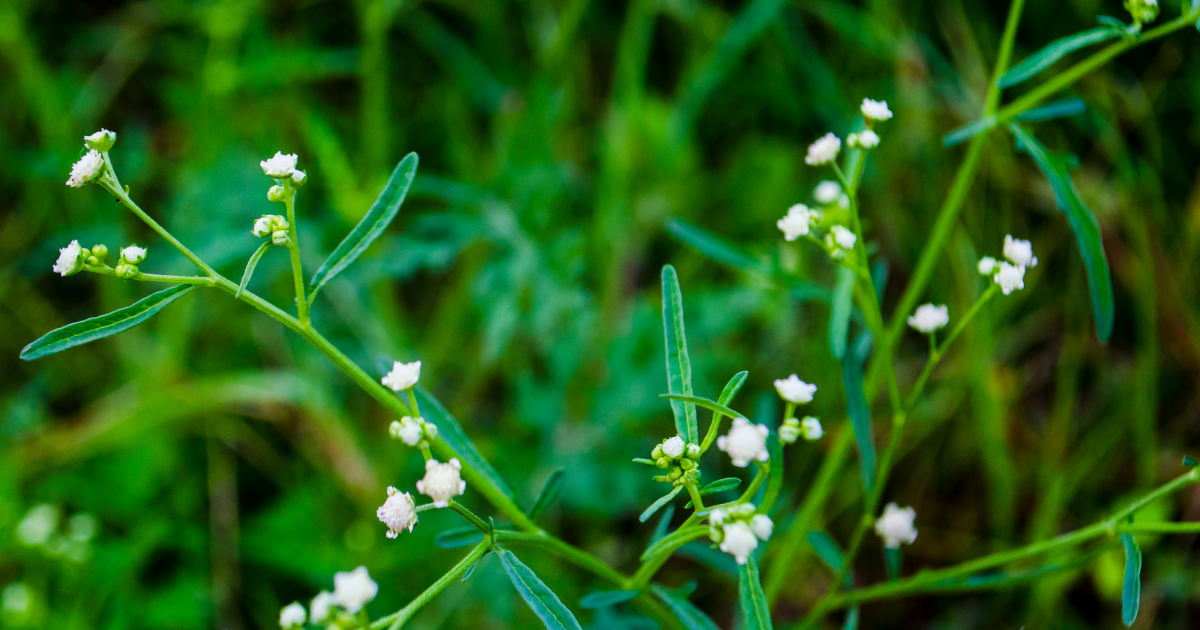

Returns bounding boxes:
[708,504,773,565]
[874,502,918,548]
[252,214,291,246]
[907,303,949,334]
[14,504,97,563]
[979,234,1036,295]
[115,245,146,280]
[417,458,466,507]
[389,415,438,447]
[804,98,891,169]
[847,129,879,149]
[717,417,770,467]
[280,565,379,626]
[260,151,306,186]
[776,203,819,241]
[861,98,893,121]
[774,374,817,404]
[779,416,823,444]
[382,360,421,392]
[376,486,418,538]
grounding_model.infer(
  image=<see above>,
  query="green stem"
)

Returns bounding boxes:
[739,464,769,503]
[283,187,309,325]
[85,266,216,285]
[494,531,629,586]
[905,284,1000,410]
[685,482,705,511]
[449,500,490,533]
[371,541,489,629]
[1116,521,1200,534]
[102,170,218,278]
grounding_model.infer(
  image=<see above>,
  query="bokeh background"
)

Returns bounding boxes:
[4,0,1200,628]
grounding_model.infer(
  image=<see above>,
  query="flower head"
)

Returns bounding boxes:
[749,514,774,541]
[253,216,273,238]
[376,486,417,538]
[290,170,307,187]
[805,133,841,166]
[774,374,817,404]
[120,245,146,265]
[993,262,1026,295]
[333,566,378,613]
[662,436,685,459]
[875,502,918,548]
[66,150,105,188]
[848,130,879,149]
[53,240,85,277]
[861,98,893,121]
[417,458,466,507]
[719,521,759,565]
[279,602,306,628]
[801,416,823,441]
[84,129,117,152]
[830,225,857,250]
[814,181,842,204]
[310,591,335,623]
[1002,235,1037,267]
[777,204,815,241]
[389,416,425,446]
[382,360,421,392]
[907,304,949,334]
[716,417,770,467]
[977,256,998,275]
[261,152,299,179]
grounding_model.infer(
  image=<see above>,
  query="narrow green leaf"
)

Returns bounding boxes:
[496,548,583,630]
[435,526,485,549]
[632,458,657,465]
[700,478,741,495]
[1121,532,1142,626]
[661,265,698,443]
[737,556,773,630]
[236,242,270,298]
[1015,97,1086,122]
[760,431,783,513]
[307,152,418,302]
[527,470,564,520]
[661,394,746,423]
[700,371,750,451]
[806,530,846,574]
[651,505,676,542]
[942,115,997,148]
[641,526,708,561]
[1010,124,1114,341]
[997,27,1122,89]
[461,552,486,582]
[665,218,759,271]
[579,590,640,609]
[640,486,684,523]
[1096,15,1128,29]
[21,285,194,361]
[843,332,876,491]
[651,583,721,630]
[829,266,855,359]
[416,388,516,499]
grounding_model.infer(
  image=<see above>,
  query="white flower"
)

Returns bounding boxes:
[417,458,466,507]
[875,502,918,548]
[814,181,842,204]
[390,416,424,446]
[716,417,770,467]
[861,98,893,121]
[261,152,299,178]
[848,130,880,149]
[1002,235,1037,267]
[907,304,949,333]
[805,133,841,165]
[16,504,59,546]
[801,416,823,441]
[279,602,306,628]
[333,565,378,614]
[777,204,814,241]
[719,521,759,565]
[831,225,857,250]
[53,240,84,276]
[66,149,105,187]
[993,262,1026,295]
[290,170,307,187]
[376,486,417,538]
[774,374,817,404]
[120,245,146,264]
[83,129,116,152]
[310,591,335,623]
[749,514,774,541]
[708,508,728,525]
[662,436,685,459]
[977,256,998,275]
[382,360,421,391]
[253,216,274,237]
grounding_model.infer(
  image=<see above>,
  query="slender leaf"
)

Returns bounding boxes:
[527,469,564,519]
[236,242,270,298]
[807,530,846,575]
[997,27,1122,88]
[639,486,684,523]
[641,526,708,561]
[461,552,487,582]
[665,218,759,271]
[1010,124,1114,341]
[1121,532,1142,626]
[661,265,698,443]
[1184,455,1198,467]
[760,430,783,513]
[416,388,516,499]
[700,478,741,495]
[307,152,418,302]
[1015,97,1087,122]
[21,285,194,361]
[435,526,485,549]
[651,506,676,542]
[942,115,997,148]
[843,331,876,491]
[651,583,721,630]
[1097,15,1128,29]
[496,548,583,630]
[737,556,773,630]
[661,394,746,422]
[579,590,640,609]
[829,266,855,359]
[632,458,657,465]
[701,371,750,450]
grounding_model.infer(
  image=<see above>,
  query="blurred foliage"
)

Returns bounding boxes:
[3,0,1200,628]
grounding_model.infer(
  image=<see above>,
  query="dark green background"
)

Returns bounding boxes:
[4,0,1200,628]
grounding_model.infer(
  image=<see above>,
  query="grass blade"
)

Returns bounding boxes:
[737,556,773,630]
[527,469,565,520]
[997,27,1122,88]
[651,583,721,630]
[496,548,583,630]
[661,265,698,443]
[236,242,270,298]
[829,266,855,359]
[843,331,876,492]
[640,485,684,523]
[21,285,194,361]
[307,152,418,303]
[665,218,759,271]
[579,590,640,609]
[1121,532,1142,626]
[1015,97,1086,122]
[1010,124,1114,341]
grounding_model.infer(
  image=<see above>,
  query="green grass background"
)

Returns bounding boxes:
[3,0,1200,628]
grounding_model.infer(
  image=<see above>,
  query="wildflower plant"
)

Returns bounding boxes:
[18,1,1200,629]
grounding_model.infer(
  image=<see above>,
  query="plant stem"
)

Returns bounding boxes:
[283,187,309,325]
[1116,521,1200,534]
[905,284,1000,410]
[103,172,218,277]
[684,482,705,511]
[371,541,489,630]
[85,266,216,285]
[449,500,491,533]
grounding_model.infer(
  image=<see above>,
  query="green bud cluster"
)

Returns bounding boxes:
[86,244,108,267]
[1124,0,1158,25]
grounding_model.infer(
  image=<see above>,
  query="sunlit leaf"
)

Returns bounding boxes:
[661,394,746,422]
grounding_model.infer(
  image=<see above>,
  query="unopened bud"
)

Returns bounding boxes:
[655,457,670,469]
[272,230,290,246]
[667,468,682,481]
[651,444,664,460]
[91,244,108,261]
[84,129,117,152]
[268,185,287,203]
[679,458,696,471]
[115,262,139,279]
[686,444,701,459]
[290,170,307,187]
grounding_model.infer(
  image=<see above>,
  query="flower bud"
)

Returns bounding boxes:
[1124,0,1158,24]
[667,467,682,481]
[83,129,117,152]
[423,423,438,441]
[267,185,287,203]
[679,458,696,471]
[686,444,701,460]
[91,244,108,262]
[272,230,290,246]
[290,169,307,187]
[115,262,139,279]
[779,417,802,445]
[655,457,670,469]
[651,444,664,460]
[120,245,146,265]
